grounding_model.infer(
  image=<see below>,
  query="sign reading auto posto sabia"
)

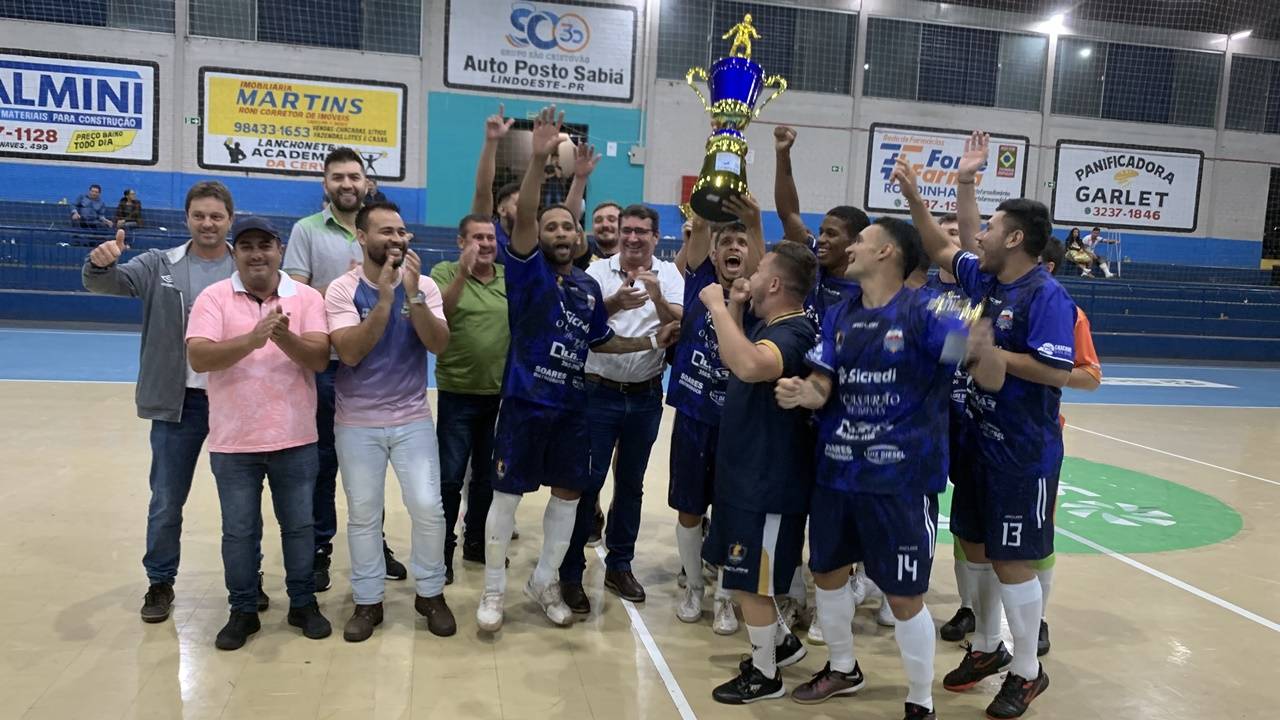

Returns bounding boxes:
[1052,140,1204,232]
[444,0,638,103]
[0,48,158,165]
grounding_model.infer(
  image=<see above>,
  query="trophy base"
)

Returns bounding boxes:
[690,184,744,223]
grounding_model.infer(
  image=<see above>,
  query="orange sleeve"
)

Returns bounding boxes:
[1073,307,1102,383]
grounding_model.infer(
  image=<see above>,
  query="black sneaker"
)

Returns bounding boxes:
[287,602,332,640]
[256,572,270,612]
[776,631,808,668]
[940,606,975,641]
[986,666,1049,719]
[461,543,485,564]
[562,582,591,615]
[943,642,1013,692]
[140,583,174,623]
[586,507,605,548]
[904,701,937,719]
[313,551,332,593]
[712,663,785,705]
[790,662,865,704]
[215,611,260,650]
[1037,620,1050,657]
[384,543,407,581]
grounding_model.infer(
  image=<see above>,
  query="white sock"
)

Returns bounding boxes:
[773,601,791,646]
[955,558,977,609]
[675,522,705,590]
[484,491,521,594]
[747,623,777,677]
[714,567,732,601]
[1000,579,1043,679]
[531,495,579,588]
[971,562,1004,653]
[816,584,856,673]
[1037,566,1054,618]
[787,564,806,604]
[894,605,936,710]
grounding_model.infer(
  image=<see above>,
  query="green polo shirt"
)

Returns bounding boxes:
[430,261,509,395]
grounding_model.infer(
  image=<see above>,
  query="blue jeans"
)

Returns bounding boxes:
[211,444,318,613]
[143,389,208,585]
[314,361,339,555]
[436,391,500,565]
[561,380,664,584]
[336,420,447,602]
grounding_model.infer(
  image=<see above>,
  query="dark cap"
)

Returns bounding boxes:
[231,216,281,242]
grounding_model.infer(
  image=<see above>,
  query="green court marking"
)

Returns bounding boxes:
[940,457,1243,554]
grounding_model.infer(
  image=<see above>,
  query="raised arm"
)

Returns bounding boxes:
[511,106,564,257]
[723,192,766,277]
[773,126,811,245]
[893,157,960,272]
[700,280,781,382]
[565,142,600,223]
[83,230,150,297]
[471,103,515,217]
[955,131,987,254]
[677,213,710,273]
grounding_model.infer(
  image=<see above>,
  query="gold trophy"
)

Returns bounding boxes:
[685,14,787,222]
[927,293,987,364]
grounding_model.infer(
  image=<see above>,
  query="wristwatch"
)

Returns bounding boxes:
[409,291,427,305]
[648,334,659,350]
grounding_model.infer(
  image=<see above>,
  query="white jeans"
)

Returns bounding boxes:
[336,419,446,603]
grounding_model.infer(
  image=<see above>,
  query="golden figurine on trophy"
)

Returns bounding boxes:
[685,14,787,222]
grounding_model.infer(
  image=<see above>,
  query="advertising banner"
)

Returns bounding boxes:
[444,0,637,102]
[199,68,406,180]
[0,49,158,164]
[1052,140,1203,232]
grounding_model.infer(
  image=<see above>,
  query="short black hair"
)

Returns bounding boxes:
[457,212,493,237]
[89,184,101,191]
[825,205,871,238]
[995,198,1053,257]
[356,201,401,231]
[1091,226,1101,232]
[619,204,660,235]
[495,182,521,208]
[592,201,622,217]
[770,240,819,300]
[1041,237,1066,274]
[324,147,364,172]
[873,217,923,281]
[938,212,958,224]
[538,203,580,228]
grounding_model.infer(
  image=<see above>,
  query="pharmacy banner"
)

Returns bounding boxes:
[866,124,1029,217]
[1053,140,1203,232]
[0,49,158,165]
[199,68,406,180]
[444,0,637,102]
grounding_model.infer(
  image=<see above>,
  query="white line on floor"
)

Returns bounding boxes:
[0,378,134,384]
[1055,526,1280,633]
[1066,423,1280,488]
[594,546,697,720]
[0,328,139,336]
[1063,403,1280,410]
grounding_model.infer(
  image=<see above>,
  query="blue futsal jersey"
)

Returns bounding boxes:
[951,252,1075,476]
[807,288,955,495]
[805,266,861,327]
[502,246,614,409]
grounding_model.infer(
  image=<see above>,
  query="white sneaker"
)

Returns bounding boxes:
[849,572,867,607]
[862,574,884,605]
[877,599,896,627]
[677,585,704,623]
[476,592,504,632]
[524,578,572,627]
[677,568,687,589]
[807,620,826,645]
[776,595,806,630]
[712,597,739,635]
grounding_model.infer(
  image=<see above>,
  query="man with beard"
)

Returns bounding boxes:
[667,194,764,635]
[477,106,678,633]
[285,147,407,592]
[326,202,455,641]
[186,217,333,650]
[83,182,264,623]
[589,201,622,259]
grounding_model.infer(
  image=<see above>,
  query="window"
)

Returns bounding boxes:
[0,0,174,32]
[863,18,1046,111]
[1227,55,1280,134]
[1053,38,1222,127]
[189,0,420,55]
[656,0,856,95]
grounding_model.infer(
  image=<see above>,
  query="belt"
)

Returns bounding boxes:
[586,373,663,395]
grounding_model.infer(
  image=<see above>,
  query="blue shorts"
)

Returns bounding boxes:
[668,412,717,516]
[949,462,1057,561]
[703,504,805,597]
[492,397,590,495]
[807,485,939,597]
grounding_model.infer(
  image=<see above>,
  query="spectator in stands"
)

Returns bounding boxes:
[364,177,388,205]
[1065,227,1094,276]
[1084,226,1115,278]
[71,184,112,229]
[115,189,143,229]
[82,181,247,625]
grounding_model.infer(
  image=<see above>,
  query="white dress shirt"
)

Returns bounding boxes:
[584,254,684,382]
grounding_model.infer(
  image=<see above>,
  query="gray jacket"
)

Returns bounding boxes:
[82,242,232,422]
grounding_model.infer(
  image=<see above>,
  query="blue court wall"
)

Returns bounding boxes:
[424,91,644,228]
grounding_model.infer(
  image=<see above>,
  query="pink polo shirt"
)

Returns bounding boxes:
[186,271,329,453]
